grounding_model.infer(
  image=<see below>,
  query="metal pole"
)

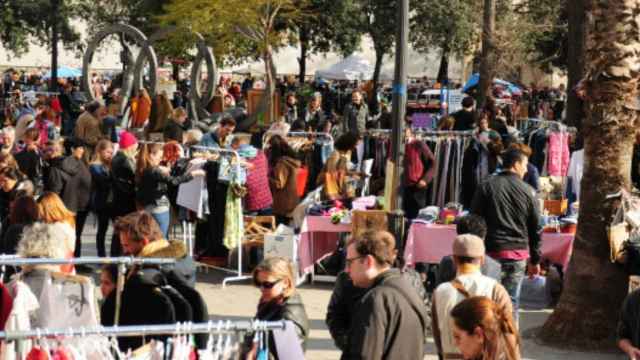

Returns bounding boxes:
[50,0,60,92]
[390,0,409,253]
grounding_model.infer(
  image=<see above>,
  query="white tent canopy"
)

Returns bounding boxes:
[315,54,375,81]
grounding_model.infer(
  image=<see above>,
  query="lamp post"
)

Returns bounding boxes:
[390,0,409,252]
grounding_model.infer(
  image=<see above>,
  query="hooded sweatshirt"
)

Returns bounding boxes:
[59,156,92,212]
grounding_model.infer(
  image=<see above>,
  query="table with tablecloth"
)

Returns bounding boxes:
[403,223,575,269]
[297,216,351,275]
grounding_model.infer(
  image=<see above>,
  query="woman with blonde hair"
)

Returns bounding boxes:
[37,192,76,274]
[249,257,309,358]
[450,296,521,360]
[90,139,114,257]
[147,91,173,135]
[135,143,204,237]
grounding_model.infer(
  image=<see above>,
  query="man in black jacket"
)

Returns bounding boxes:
[471,148,542,324]
[101,211,207,351]
[452,96,475,131]
[342,230,428,359]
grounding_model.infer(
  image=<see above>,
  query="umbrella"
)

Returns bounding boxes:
[43,66,82,79]
[463,73,522,96]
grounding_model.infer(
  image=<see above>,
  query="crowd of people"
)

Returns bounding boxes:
[0,66,637,359]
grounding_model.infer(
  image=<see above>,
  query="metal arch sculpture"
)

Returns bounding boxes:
[82,24,158,115]
[132,27,217,122]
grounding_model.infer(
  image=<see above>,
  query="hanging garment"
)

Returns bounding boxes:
[37,273,99,329]
[4,281,40,360]
[244,151,273,212]
[195,161,229,259]
[547,132,570,177]
[0,283,14,331]
[223,186,244,250]
[567,149,584,202]
[177,159,208,217]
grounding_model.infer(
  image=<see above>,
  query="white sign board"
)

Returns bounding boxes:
[446,90,465,114]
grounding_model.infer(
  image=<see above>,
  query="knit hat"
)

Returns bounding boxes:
[452,234,485,258]
[119,131,138,149]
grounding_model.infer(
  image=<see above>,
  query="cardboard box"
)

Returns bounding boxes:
[544,199,568,216]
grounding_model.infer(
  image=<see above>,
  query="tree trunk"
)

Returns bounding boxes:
[172,62,180,82]
[370,48,384,117]
[539,0,638,350]
[477,0,495,108]
[298,26,309,85]
[565,0,587,132]
[50,0,60,92]
[437,42,450,85]
[265,46,277,124]
[372,49,384,97]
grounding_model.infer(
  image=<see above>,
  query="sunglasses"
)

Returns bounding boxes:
[255,279,282,289]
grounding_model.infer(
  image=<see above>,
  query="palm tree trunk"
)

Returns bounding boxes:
[539,0,638,349]
[565,0,587,131]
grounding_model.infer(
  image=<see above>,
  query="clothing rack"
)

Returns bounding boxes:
[189,145,239,158]
[0,320,286,340]
[517,118,567,132]
[0,257,175,326]
[262,130,334,147]
[186,145,248,288]
[363,129,392,136]
[413,129,475,136]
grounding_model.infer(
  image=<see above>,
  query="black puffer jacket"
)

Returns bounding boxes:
[326,269,428,352]
[254,292,310,359]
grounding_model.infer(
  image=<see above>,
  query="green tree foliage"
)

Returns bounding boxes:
[0,0,81,55]
[411,0,481,57]
[411,0,482,83]
[291,0,361,82]
[515,0,568,72]
[162,0,305,122]
[352,0,397,93]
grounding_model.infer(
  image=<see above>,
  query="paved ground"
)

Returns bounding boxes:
[78,215,625,359]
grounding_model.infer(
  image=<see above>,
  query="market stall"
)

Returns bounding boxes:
[403,223,575,269]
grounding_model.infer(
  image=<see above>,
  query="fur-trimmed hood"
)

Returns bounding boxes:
[139,239,187,259]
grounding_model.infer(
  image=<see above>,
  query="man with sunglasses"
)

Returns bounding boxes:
[342,230,429,359]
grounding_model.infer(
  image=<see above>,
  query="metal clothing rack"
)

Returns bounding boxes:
[363,129,392,136]
[186,145,249,288]
[0,257,175,326]
[517,118,567,132]
[413,129,475,136]
[262,130,334,148]
[0,320,286,340]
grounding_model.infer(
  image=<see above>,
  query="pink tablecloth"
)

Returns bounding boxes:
[297,216,351,274]
[403,223,575,269]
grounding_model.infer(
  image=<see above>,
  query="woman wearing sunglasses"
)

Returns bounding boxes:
[249,256,309,359]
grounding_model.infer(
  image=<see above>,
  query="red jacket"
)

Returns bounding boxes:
[404,140,436,186]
